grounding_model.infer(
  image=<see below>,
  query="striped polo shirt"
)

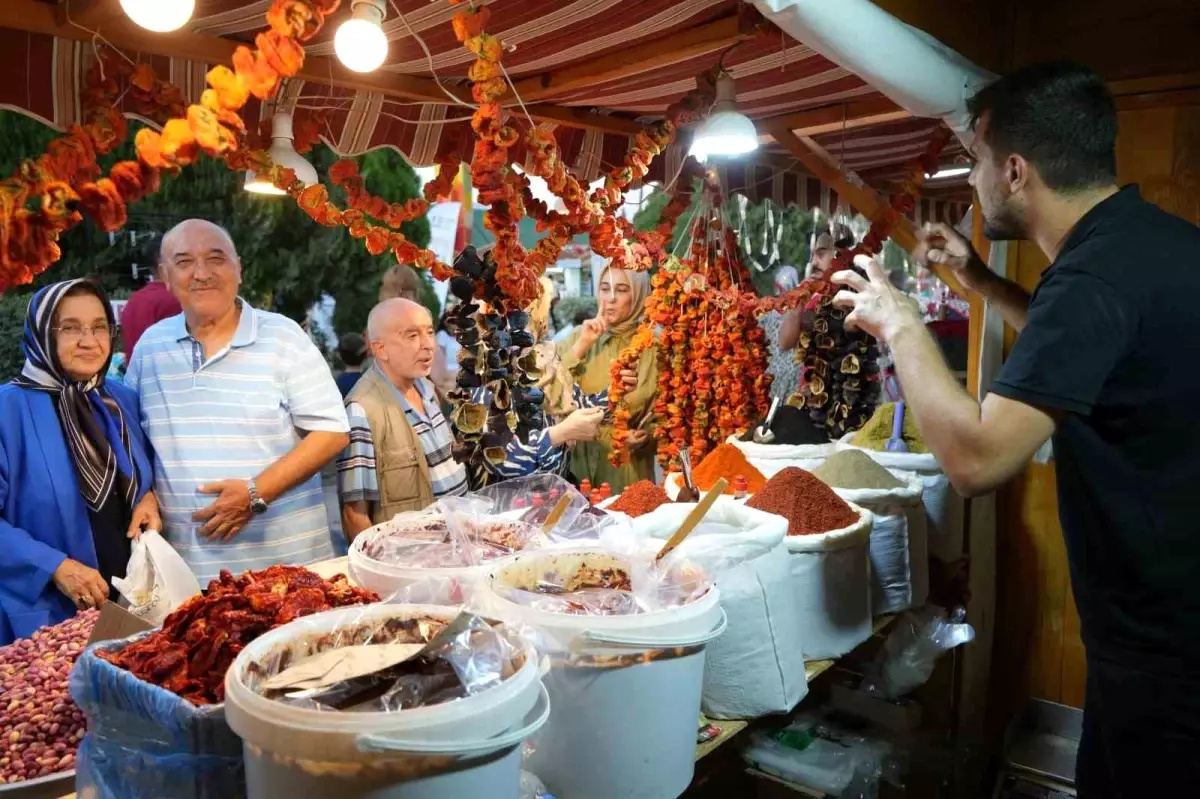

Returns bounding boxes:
[125,302,350,584]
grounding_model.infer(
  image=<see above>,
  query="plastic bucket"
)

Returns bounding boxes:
[481,549,727,799]
[348,522,510,605]
[224,604,547,799]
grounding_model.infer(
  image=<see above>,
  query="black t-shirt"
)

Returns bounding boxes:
[992,185,1200,671]
[87,490,132,602]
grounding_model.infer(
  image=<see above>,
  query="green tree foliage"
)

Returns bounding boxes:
[0,111,432,378]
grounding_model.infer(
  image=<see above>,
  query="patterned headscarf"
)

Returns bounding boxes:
[12,279,139,512]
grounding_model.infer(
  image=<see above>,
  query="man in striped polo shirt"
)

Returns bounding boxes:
[338,298,468,540]
[125,220,350,584]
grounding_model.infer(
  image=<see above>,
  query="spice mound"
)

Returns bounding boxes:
[692,443,766,495]
[850,402,928,453]
[102,566,378,705]
[748,467,859,535]
[741,405,828,446]
[244,613,524,713]
[0,610,97,786]
[609,480,671,517]
[813,450,904,490]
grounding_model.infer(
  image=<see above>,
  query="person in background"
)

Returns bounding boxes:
[469,277,606,489]
[121,253,182,357]
[335,332,368,398]
[778,229,836,352]
[0,279,159,644]
[126,220,350,583]
[338,298,469,539]
[553,306,592,347]
[559,266,656,493]
[830,61,1200,796]
[759,266,803,400]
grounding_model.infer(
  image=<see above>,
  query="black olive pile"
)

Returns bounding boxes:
[792,289,881,440]
[443,246,545,468]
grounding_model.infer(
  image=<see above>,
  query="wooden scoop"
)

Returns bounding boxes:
[655,478,727,562]
[542,493,573,532]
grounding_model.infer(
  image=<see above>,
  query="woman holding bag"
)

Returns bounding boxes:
[0,279,160,645]
[558,265,657,493]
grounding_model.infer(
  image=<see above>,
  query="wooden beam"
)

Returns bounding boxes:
[522,104,644,136]
[1109,71,1200,96]
[0,0,647,136]
[55,0,126,31]
[508,13,752,103]
[767,122,967,294]
[759,96,911,137]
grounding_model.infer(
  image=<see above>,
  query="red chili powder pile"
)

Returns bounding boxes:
[747,467,859,535]
[609,480,671,518]
[691,444,766,495]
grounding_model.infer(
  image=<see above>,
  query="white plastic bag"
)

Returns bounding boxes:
[829,477,928,614]
[611,498,808,718]
[112,531,201,626]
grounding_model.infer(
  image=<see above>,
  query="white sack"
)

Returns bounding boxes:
[830,478,928,614]
[112,530,201,626]
[786,505,875,660]
[729,434,836,478]
[836,434,966,564]
[618,498,807,718]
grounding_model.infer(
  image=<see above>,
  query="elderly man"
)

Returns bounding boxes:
[338,298,603,539]
[125,219,349,583]
[338,298,469,539]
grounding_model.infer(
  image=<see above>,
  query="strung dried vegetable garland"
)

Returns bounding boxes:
[442,246,544,469]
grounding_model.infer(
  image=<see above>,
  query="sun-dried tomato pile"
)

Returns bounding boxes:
[101,565,378,705]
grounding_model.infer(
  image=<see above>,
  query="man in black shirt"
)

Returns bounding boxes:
[831,62,1200,796]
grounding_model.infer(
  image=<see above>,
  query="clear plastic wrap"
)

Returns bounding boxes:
[70,632,244,799]
[860,606,976,699]
[240,608,525,714]
[742,712,894,799]
[465,474,590,537]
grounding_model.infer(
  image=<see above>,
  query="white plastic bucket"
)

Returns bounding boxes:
[481,549,726,799]
[348,520,509,605]
[225,604,547,799]
[785,503,876,660]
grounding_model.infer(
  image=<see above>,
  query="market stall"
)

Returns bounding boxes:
[0,1,990,798]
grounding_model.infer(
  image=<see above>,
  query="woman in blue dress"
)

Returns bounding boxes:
[0,279,159,644]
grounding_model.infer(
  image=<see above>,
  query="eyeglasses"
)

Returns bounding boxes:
[54,323,116,342]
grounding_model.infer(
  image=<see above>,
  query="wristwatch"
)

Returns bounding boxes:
[248,480,269,515]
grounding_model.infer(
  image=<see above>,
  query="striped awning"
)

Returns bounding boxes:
[0,0,971,218]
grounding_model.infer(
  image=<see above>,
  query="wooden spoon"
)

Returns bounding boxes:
[655,478,727,563]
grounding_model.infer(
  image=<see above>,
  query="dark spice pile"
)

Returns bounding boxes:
[747,467,859,535]
[609,480,671,518]
[740,405,829,445]
[812,450,903,490]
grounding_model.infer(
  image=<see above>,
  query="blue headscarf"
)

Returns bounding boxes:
[12,279,139,512]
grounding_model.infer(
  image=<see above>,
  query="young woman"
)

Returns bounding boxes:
[0,279,159,644]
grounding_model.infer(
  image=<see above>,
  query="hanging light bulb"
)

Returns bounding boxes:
[689,72,759,162]
[335,0,389,73]
[119,0,195,33]
[244,112,320,196]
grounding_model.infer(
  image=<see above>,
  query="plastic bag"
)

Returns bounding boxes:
[111,530,201,626]
[70,632,244,799]
[860,607,975,699]
[742,712,893,799]
[464,474,590,539]
[242,608,525,714]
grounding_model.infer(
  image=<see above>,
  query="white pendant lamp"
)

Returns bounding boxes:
[335,0,389,73]
[244,112,320,196]
[689,72,759,162]
[119,0,195,33]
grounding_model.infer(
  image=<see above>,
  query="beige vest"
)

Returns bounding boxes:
[346,368,435,524]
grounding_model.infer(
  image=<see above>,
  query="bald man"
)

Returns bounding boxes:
[124,219,350,582]
[338,298,469,539]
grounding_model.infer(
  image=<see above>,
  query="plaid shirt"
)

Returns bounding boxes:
[337,369,468,505]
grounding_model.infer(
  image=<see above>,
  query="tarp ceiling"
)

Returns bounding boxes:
[0,0,971,220]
